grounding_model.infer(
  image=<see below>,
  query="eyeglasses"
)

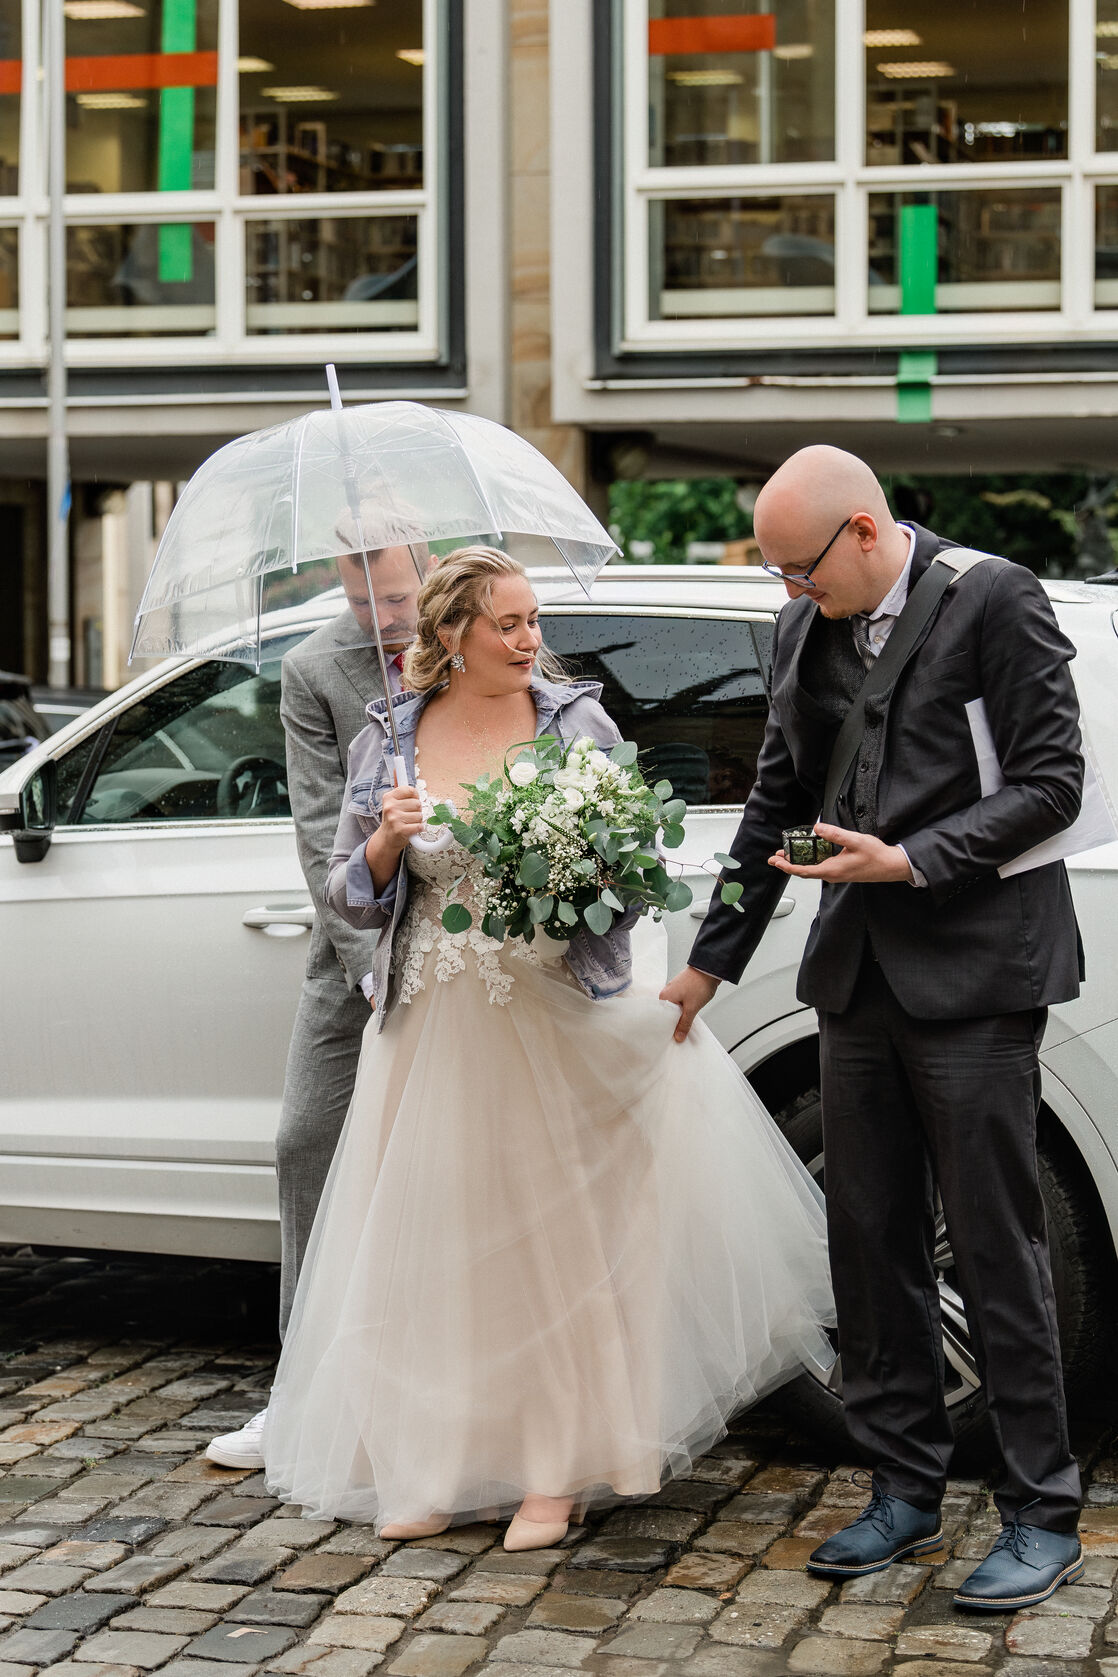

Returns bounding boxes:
[760,517,852,587]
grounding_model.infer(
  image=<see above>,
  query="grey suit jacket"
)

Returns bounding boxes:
[690,526,1085,1020]
[280,611,386,991]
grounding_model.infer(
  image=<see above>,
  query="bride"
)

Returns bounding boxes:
[263,545,834,1550]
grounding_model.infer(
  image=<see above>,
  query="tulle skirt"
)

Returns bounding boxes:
[263,940,835,1525]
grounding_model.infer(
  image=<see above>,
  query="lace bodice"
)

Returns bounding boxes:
[394,773,540,1008]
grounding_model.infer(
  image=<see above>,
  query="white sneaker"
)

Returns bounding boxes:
[206,1407,268,1469]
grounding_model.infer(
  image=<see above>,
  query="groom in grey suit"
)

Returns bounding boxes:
[207,543,426,1469]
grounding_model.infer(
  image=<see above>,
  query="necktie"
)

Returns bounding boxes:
[850,615,875,672]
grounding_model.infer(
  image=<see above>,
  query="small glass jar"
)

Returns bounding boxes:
[782,826,839,865]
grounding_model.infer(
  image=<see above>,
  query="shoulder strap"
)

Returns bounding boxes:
[819,548,988,825]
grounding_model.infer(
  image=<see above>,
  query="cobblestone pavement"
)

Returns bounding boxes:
[0,1248,1115,1677]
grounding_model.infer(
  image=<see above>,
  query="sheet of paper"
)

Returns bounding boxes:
[964,698,1118,878]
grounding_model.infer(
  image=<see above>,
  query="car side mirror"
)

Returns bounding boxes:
[13,759,58,863]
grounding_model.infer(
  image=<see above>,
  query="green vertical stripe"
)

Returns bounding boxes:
[899,203,937,316]
[897,350,937,425]
[157,0,197,282]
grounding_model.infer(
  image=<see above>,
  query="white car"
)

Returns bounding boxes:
[2,566,1115,1444]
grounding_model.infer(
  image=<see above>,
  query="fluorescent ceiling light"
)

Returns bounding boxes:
[1098,21,1118,36]
[864,29,922,47]
[64,0,144,16]
[76,90,146,107]
[1099,52,1118,68]
[282,0,373,9]
[396,48,424,66]
[667,69,743,87]
[875,61,955,78]
[237,56,274,72]
[261,85,340,101]
[773,43,813,60]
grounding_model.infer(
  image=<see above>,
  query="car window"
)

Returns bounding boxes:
[541,612,773,806]
[71,635,306,825]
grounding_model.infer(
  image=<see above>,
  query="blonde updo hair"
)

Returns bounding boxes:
[401,545,569,693]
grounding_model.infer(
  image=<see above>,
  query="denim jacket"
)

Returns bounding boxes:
[324,678,638,1031]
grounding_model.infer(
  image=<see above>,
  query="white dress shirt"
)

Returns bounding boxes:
[850,526,926,886]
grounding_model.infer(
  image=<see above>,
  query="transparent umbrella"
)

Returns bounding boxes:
[130,370,619,845]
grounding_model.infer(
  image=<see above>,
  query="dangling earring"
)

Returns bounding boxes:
[450,652,466,673]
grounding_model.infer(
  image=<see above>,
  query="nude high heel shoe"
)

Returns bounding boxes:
[378,1515,451,1540]
[503,1495,573,1551]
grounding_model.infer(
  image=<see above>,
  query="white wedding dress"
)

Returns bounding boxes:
[263,777,835,1526]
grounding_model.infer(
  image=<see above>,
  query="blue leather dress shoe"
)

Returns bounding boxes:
[806,1485,942,1578]
[954,1519,1083,1611]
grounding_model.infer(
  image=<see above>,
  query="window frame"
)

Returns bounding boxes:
[6,0,457,369]
[612,0,1118,357]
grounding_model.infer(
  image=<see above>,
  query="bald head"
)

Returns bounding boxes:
[753,446,910,620]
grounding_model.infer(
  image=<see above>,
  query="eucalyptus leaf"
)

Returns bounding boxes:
[583,899,614,935]
[713,852,741,869]
[557,900,579,925]
[481,912,507,943]
[660,823,685,849]
[441,903,473,934]
[665,880,694,913]
[721,881,744,907]
[528,894,555,924]
[610,740,638,767]
[601,887,624,912]
[517,850,550,889]
[573,858,598,876]
[662,798,687,824]
[653,779,673,799]
[631,850,658,868]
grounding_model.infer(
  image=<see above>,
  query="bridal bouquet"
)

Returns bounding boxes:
[430,734,740,946]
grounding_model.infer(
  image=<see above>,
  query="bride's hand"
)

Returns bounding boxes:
[365,787,426,889]
[375,785,425,852]
[660,966,720,1044]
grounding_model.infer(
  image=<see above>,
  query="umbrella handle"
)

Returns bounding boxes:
[392,754,456,854]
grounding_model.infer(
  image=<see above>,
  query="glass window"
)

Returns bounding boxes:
[0,227,17,339]
[246,216,418,334]
[540,613,772,807]
[651,195,835,320]
[0,0,19,193]
[867,189,1061,314]
[55,728,106,824]
[648,1,835,167]
[864,2,1067,166]
[76,655,296,824]
[239,0,423,195]
[1095,186,1118,307]
[1098,0,1118,152]
[65,0,218,194]
[66,223,216,336]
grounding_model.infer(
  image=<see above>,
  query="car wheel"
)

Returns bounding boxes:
[769,1086,1111,1454]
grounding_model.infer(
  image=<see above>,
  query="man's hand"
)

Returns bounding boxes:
[768,823,913,884]
[660,966,720,1044]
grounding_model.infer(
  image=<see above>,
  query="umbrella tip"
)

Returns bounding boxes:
[325,363,342,412]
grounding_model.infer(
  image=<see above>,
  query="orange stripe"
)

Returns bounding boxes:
[648,14,776,55]
[0,61,20,93]
[65,50,218,91]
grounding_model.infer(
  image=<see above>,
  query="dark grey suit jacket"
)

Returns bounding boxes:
[690,526,1085,1020]
[280,611,385,992]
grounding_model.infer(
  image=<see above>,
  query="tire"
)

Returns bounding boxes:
[768,1086,1113,1456]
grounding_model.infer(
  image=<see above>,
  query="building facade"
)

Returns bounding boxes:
[4,0,1118,682]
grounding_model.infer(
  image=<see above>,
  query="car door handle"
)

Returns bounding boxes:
[243,904,316,931]
[689,895,795,921]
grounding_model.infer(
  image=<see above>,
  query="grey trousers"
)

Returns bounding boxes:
[819,954,1081,1534]
[276,972,371,1336]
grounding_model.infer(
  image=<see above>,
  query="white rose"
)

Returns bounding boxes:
[508,758,538,787]
[561,786,583,809]
[587,749,611,774]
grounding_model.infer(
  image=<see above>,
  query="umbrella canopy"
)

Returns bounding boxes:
[130,399,618,667]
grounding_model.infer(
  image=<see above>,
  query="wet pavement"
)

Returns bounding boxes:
[0,1245,1115,1677]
